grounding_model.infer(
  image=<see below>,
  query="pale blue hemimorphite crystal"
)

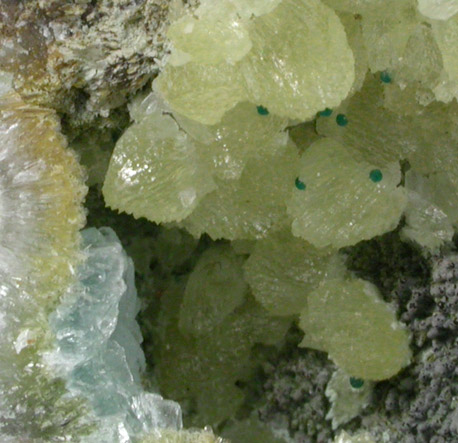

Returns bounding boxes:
[46,227,181,442]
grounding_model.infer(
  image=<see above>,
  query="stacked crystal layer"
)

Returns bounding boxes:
[45,227,182,442]
[0,0,457,441]
[0,91,184,442]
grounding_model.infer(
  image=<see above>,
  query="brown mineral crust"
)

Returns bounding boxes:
[0,0,184,123]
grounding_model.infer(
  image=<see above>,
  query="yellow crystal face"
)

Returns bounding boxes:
[155,61,246,125]
[222,416,285,443]
[287,138,407,249]
[432,14,458,101]
[156,0,354,124]
[175,101,289,180]
[230,0,282,18]
[180,143,298,240]
[401,171,454,251]
[103,109,216,223]
[142,428,226,443]
[0,93,86,307]
[337,12,369,94]
[361,0,418,74]
[418,0,458,20]
[155,282,290,427]
[394,23,443,88]
[244,230,345,316]
[241,0,354,121]
[179,244,248,336]
[299,278,411,380]
[167,1,252,66]
[316,77,427,166]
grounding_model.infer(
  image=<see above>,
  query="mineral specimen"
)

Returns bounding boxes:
[287,138,407,248]
[1,0,458,441]
[155,0,355,123]
[299,278,411,380]
[325,369,374,429]
[103,105,216,224]
[46,227,182,442]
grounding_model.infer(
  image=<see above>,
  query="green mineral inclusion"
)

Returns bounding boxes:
[295,177,306,190]
[336,113,348,126]
[380,71,392,84]
[256,105,269,116]
[369,169,383,183]
[349,377,365,389]
[319,107,333,117]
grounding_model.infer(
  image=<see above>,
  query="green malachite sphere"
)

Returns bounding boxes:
[319,107,333,117]
[369,169,383,183]
[380,71,392,84]
[350,377,365,389]
[336,113,348,126]
[295,177,306,190]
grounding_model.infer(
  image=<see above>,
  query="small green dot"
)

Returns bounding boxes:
[380,71,392,84]
[369,169,383,183]
[257,105,269,116]
[319,108,333,117]
[336,114,348,127]
[295,177,306,190]
[349,377,364,389]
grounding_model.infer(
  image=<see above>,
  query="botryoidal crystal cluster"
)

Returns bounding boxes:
[0,0,457,442]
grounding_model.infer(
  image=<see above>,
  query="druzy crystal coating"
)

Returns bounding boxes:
[1,0,458,441]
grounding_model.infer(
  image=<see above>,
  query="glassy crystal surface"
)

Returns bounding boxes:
[179,244,248,336]
[244,230,345,315]
[299,278,411,380]
[180,143,298,240]
[287,138,407,249]
[47,227,182,442]
[240,0,355,121]
[103,108,216,224]
[0,93,86,305]
[2,0,458,440]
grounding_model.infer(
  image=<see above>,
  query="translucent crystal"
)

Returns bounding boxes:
[103,109,216,223]
[325,369,373,429]
[230,0,282,18]
[0,71,13,96]
[432,15,458,102]
[361,0,418,74]
[401,171,454,250]
[244,230,345,316]
[299,278,411,380]
[407,103,458,177]
[337,12,369,94]
[154,61,246,125]
[0,93,86,306]
[333,431,376,443]
[316,76,429,165]
[395,23,443,88]
[287,138,407,249]
[174,101,289,180]
[167,1,252,66]
[142,428,226,442]
[157,0,355,124]
[156,281,290,427]
[418,0,458,20]
[241,0,355,121]
[222,416,285,442]
[46,227,182,441]
[321,0,386,14]
[180,143,298,240]
[179,244,248,336]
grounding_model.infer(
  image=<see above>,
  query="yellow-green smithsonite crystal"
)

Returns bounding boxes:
[299,278,411,380]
